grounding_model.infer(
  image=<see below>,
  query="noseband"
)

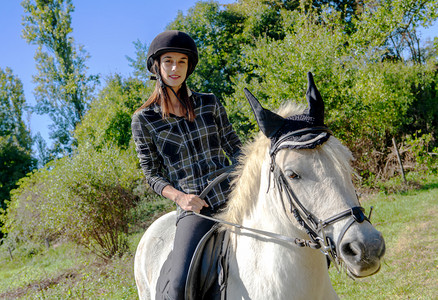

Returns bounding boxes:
[269,128,371,270]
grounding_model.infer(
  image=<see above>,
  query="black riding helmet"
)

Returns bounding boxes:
[147,30,198,76]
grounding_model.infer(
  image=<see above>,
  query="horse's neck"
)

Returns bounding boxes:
[227,157,338,300]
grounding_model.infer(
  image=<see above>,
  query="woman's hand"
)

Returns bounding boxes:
[174,193,209,213]
[162,185,208,213]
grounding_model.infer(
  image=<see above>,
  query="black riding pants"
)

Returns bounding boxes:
[167,212,216,300]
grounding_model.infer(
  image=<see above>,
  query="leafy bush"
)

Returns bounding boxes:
[405,131,438,174]
[2,145,143,259]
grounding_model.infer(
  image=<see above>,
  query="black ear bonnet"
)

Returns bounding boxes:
[244,72,332,155]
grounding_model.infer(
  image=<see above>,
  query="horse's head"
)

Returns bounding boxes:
[243,72,385,278]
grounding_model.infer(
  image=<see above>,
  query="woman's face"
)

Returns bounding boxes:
[160,52,189,90]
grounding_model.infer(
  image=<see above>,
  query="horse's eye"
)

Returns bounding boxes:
[285,171,300,180]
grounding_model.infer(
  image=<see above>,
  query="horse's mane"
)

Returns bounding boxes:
[221,102,305,224]
[221,101,354,224]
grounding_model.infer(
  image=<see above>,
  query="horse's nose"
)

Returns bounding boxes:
[341,230,386,261]
[340,230,385,277]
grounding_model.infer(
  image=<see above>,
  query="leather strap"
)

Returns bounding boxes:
[194,212,320,249]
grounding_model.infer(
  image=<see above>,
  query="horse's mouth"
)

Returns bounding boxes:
[346,263,382,279]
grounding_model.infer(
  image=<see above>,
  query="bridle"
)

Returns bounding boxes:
[273,162,372,270]
[269,127,372,270]
[194,128,373,271]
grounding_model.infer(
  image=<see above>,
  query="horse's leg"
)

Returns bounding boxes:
[134,211,177,300]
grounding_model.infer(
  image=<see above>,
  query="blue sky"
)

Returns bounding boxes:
[0,0,436,145]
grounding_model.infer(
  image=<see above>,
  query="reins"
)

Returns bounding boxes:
[193,212,321,249]
[195,167,321,250]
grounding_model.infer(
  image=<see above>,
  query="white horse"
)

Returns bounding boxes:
[134,74,385,300]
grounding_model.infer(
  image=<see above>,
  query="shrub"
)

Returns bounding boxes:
[405,131,438,174]
[2,144,143,259]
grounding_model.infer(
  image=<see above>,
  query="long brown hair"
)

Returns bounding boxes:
[135,61,196,121]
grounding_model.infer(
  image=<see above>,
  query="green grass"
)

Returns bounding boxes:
[0,197,172,299]
[0,242,79,294]
[1,174,437,299]
[0,240,140,299]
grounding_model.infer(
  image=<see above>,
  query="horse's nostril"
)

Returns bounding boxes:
[341,241,363,258]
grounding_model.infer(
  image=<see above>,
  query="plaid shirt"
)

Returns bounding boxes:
[132,91,241,218]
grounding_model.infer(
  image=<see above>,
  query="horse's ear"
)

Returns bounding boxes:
[244,88,285,138]
[306,72,324,123]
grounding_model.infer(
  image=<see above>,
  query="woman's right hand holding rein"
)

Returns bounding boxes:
[162,185,209,213]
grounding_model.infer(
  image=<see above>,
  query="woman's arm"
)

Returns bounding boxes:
[131,112,170,195]
[213,95,242,160]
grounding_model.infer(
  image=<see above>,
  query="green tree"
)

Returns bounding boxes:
[21,0,99,157]
[351,0,438,63]
[167,0,301,99]
[126,40,150,82]
[0,67,31,148]
[167,1,246,99]
[304,0,364,29]
[0,67,36,239]
[0,67,35,211]
[223,7,438,177]
[74,74,151,150]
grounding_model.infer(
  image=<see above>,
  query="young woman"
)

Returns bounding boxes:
[131,30,241,299]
